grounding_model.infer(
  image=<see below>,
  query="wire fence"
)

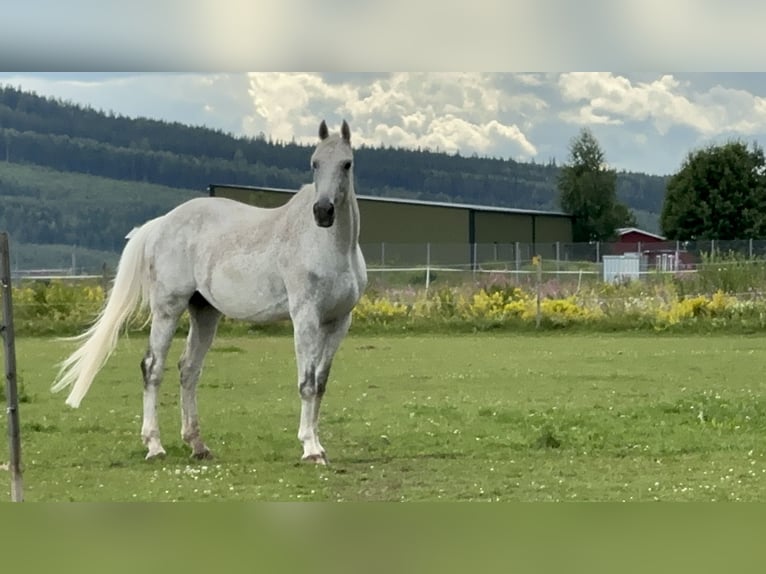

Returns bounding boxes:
[357,239,766,288]
[11,239,766,286]
[364,239,766,267]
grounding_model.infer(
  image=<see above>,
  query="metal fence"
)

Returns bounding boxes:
[12,239,766,284]
[360,239,766,286]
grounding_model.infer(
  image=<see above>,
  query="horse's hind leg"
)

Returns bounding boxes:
[294,312,352,464]
[178,293,221,460]
[141,298,186,460]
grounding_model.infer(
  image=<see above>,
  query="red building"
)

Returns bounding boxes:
[611,227,691,270]
[613,227,666,252]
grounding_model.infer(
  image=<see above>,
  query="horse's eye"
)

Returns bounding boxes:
[312,161,319,170]
[343,161,352,171]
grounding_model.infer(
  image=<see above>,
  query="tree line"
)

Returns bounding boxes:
[660,141,766,240]
[558,125,766,242]
[0,84,668,217]
[9,82,758,249]
[0,162,197,252]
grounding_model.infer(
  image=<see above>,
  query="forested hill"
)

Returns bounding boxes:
[0,84,669,268]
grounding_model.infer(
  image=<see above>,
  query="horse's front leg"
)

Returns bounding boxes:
[293,313,352,464]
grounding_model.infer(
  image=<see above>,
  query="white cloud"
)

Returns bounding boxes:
[7,71,766,176]
[560,106,623,127]
[515,73,545,87]
[557,72,766,138]
[244,73,357,143]
[558,73,710,134]
[695,85,766,135]
[244,72,540,160]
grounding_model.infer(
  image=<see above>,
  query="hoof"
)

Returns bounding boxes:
[191,448,214,461]
[145,448,166,461]
[302,452,328,465]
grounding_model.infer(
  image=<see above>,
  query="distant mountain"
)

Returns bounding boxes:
[0,84,668,270]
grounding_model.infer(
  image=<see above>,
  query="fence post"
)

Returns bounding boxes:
[472,242,477,279]
[555,241,560,279]
[1,232,23,502]
[381,242,385,267]
[750,238,754,259]
[534,255,542,328]
[425,242,431,291]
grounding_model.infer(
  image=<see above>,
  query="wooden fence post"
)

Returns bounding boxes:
[1,232,23,502]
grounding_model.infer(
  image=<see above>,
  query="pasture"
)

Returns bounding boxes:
[4,332,766,501]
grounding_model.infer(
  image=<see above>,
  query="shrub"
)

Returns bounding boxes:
[7,276,766,336]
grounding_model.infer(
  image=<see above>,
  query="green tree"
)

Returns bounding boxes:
[557,128,635,241]
[661,140,766,240]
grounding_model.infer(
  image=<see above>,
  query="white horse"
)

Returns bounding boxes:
[52,120,367,464]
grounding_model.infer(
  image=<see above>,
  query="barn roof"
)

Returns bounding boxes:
[208,184,573,218]
[616,227,666,241]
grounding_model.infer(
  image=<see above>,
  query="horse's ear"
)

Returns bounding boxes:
[319,120,329,140]
[341,120,351,142]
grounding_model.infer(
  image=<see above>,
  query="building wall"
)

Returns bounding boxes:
[209,185,574,251]
[358,200,469,243]
[473,212,534,243]
[610,231,682,262]
[534,216,574,243]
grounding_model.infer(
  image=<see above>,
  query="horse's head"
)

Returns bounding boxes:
[311,120,354,228]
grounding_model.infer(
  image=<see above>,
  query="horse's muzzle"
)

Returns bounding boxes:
[313,199,335,228]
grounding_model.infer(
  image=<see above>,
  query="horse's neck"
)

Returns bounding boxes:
[331,187,361,253]
[346,187,361,246]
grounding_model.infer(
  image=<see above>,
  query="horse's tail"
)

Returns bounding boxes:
[51,218,160,408]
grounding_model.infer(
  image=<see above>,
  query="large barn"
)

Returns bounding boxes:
[208,184,574,267]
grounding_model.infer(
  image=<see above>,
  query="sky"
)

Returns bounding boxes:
[3,72,766,176]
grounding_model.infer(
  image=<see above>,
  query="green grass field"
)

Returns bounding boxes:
[3,332,766,501]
